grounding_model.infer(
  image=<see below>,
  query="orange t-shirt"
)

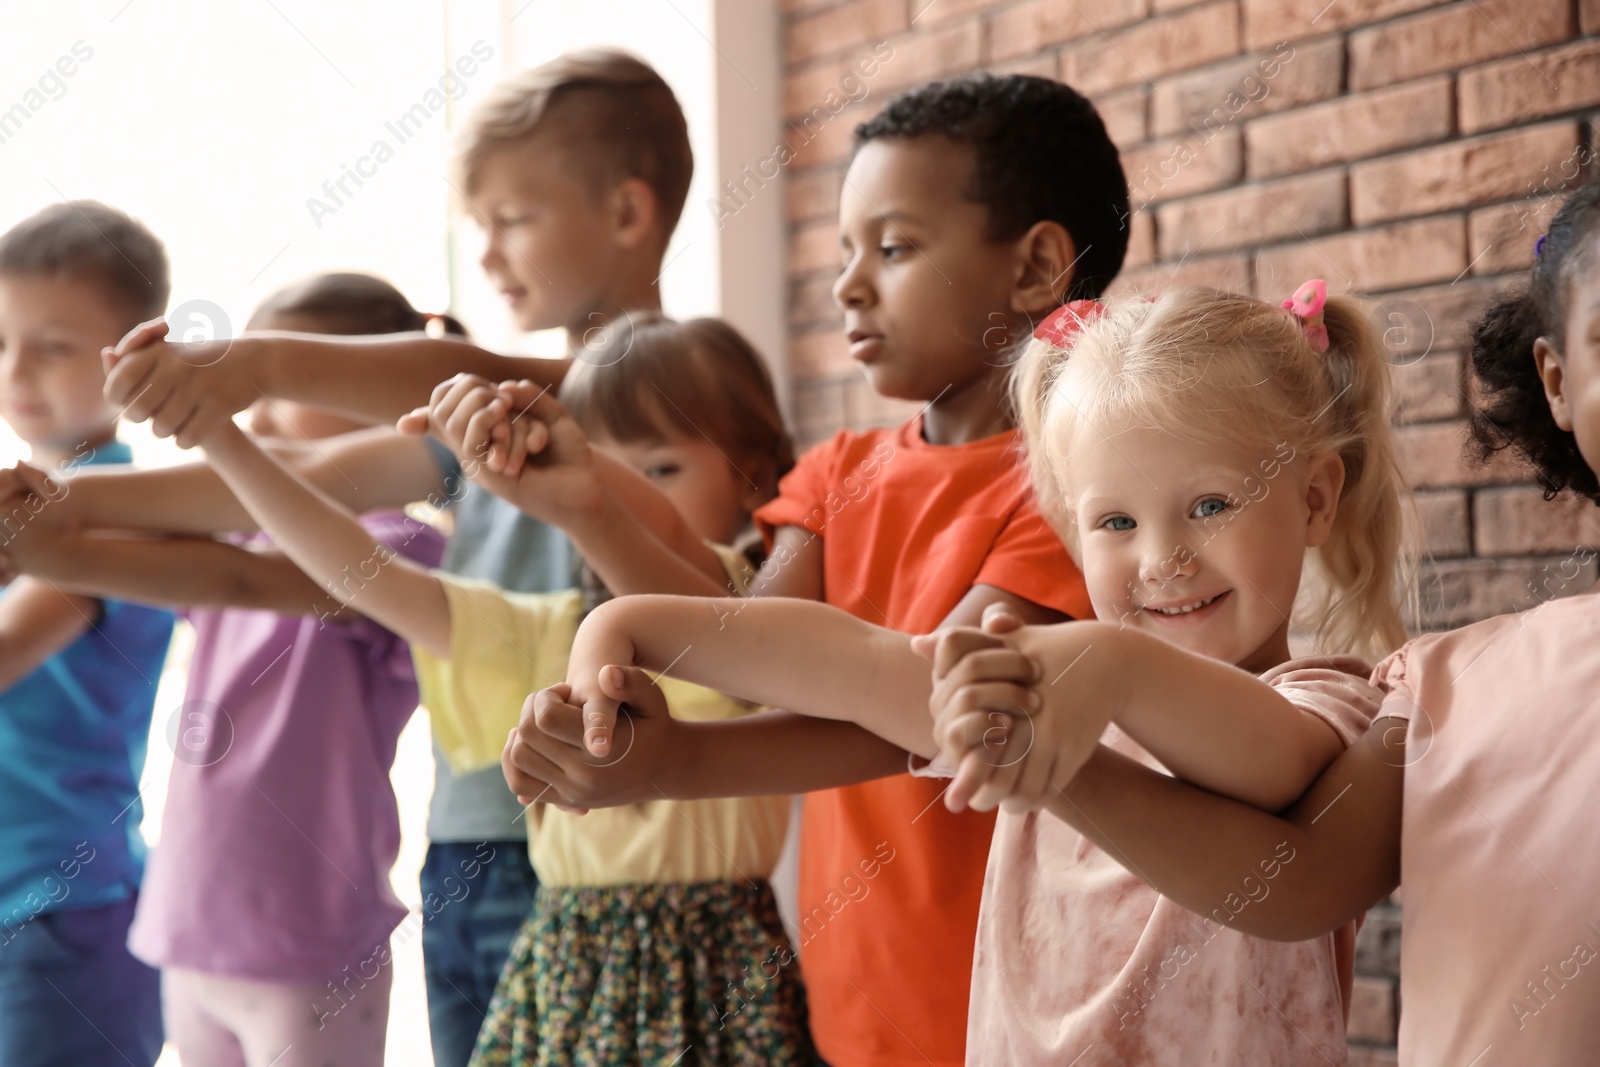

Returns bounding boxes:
[755,416,1092,1067]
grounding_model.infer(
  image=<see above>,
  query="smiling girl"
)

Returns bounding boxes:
[910,282,1414,1063]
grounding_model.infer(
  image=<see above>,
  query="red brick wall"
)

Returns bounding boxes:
[780,0,1600,1061]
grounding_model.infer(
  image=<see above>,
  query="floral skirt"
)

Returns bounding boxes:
[469,879,813,1067]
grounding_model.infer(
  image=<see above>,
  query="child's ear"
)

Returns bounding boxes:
[1010,220,1079,318]
[610,177,661,251]
[1533,336,1573,431]
[1303,452,1346,549]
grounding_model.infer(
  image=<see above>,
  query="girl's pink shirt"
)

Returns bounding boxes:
[967,655,1381,1066]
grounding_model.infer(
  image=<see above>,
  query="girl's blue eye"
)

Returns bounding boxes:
[1103,515,1136,532]
[1193,497,1229,519]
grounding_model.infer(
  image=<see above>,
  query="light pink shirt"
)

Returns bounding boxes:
[1377,591,1600,1065]
[967,656,1380,1066]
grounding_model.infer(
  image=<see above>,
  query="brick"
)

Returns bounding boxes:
[1124,128,1245,209]
[792,374,849,441]
[1585,0,1600,35]
[1474,486,1600,555]
[906,0,996,28]
[1245,75,1453,180]
[787,0,909,65]
[790,327,850,378]
[1468,200,1563,278]
[1254,217,1466,297]
[788,218,840,275]
[1351,122,1582,226]
[876,19,983,91]
[786,101,873,170]
[1149,36,1342,139]
[1348,975,1398,1044]
[1347,1050,1401,1067]
[1092,85,1149,148]
[1355,903,1401,975]
[1157,169,1345,258]
[1059,0,1241,96]
[1461,39,1600,134]
[1125,208,1157,269]
[1395,418,1528,490]
[789,271,842,330]
[992,52,1059,79]
[1348,0,1573,92]
[1368,293,1448,368]
[785,61,847,118]
[1382,274,1521,353]
[1418,555,1598,629]
[1106,252,1253,298]
[1241,0,1436,51]
[786,167,842,224]
[987,0,1147,63]
[1393,352,1464,424]
[1414,489,1470,559]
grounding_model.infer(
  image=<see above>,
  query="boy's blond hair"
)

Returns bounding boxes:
[452,49,693,236]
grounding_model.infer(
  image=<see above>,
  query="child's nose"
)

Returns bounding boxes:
[832,255,872,310]
[1139,534,1198,585]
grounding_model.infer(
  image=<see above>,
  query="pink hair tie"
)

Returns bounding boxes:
[1033,299,1106,348]
[1281,279,1329,353]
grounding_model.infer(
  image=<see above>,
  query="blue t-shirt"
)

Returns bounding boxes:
[0,440,175,930]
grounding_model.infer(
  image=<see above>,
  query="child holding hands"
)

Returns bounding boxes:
[931,181,1600,1065]
[113,314,812,1065]
[522,282,1409,1065]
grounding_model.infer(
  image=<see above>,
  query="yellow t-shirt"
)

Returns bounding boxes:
[412,546,790,888]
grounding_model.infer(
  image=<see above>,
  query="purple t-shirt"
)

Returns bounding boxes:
[127,510,445,984]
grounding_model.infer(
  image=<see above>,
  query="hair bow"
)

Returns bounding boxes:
[1281,279,1329,353]
[1033,300,1106,348]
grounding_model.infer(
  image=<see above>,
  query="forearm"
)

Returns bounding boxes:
[1045,739,1401,940]
[1106,627,1346,809]
[258,333,571,424]
[201,422,450,654]
[19,532,340,615]
[582,595,936,753]
[58,463,260,534]
[563,488,729,598]
[663,711,907,799]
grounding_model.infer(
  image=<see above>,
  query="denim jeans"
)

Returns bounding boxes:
[420,840,537,1067]
[0,895,162,1067]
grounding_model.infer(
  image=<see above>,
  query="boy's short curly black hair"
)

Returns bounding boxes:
[853,73,1129,301]
[1469,178,1600,502]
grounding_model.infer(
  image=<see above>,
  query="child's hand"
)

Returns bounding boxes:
[928,608,1124,815]
[502,665,682,810]
[0,463,74,575]
[399,373,550,476]
[102,318,253,448]
[401,377,607,531]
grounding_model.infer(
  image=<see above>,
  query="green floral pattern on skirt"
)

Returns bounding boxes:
[469,879,813,1066]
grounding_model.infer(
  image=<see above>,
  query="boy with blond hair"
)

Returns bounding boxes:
[65,48,701,1065]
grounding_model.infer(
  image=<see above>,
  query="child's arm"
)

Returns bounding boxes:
[509,668,908,809]
[196,420,451,657]
[103,320,570,448]
[0,579,102,692]
[924,614,1350,814]
[30,428,449,536]
[402,376,728,597]
[1040,722,1404,941]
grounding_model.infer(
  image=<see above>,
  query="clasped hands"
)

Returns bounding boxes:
[502,600,1122,817]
